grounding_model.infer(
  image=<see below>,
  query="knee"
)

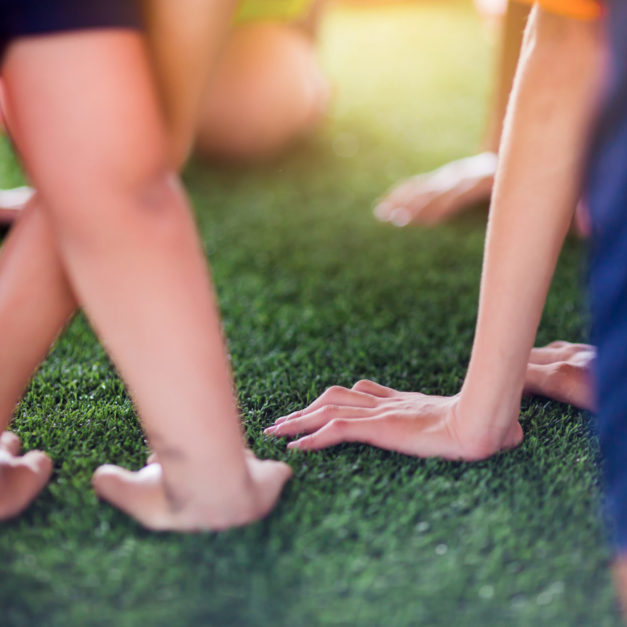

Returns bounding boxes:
[53,167,190,251]
[196,23,329,161]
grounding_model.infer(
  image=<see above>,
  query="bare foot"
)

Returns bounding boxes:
[0,431,53,520]
[524,341,595,411]
[0,186,33,224]
[374,152,497,227]
[265,381,522,461]
[92,452,292,532]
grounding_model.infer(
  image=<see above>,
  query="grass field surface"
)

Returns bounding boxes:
[0,2,620,625]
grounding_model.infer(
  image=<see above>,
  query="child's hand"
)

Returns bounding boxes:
[0,431,53,520]
[265,380,522,461]
[92,451,291,532]
[374,153,497,227]
[525,341,596,411]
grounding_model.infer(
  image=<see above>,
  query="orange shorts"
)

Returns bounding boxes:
[513,0,602,20]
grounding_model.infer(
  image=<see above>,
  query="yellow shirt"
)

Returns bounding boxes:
[236,0,313,23]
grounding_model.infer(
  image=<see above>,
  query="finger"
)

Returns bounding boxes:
[0,431,21,456]
[248,458,293,485]
[92,463,170,530]
[287,417,383,451]
[266,405,377,437]
[0,453,53,519]
[21,450,54,475]
[246,459,292,519]
[378,190,435,225]
[351,379,398,397]
[374,178,434,221]
[524,362,595,411]
[528,342,593,365]
[271,386,376,426]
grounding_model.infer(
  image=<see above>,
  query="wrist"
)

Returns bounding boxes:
[452,390,523,460]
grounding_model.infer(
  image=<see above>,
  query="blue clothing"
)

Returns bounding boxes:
[587,0,627,553]
[0,1,142,60]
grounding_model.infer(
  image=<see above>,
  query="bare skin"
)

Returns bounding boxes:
[525,341,595,411]
[374,152,497,227]
[0,2,329,225]
[267,8,602,460]
[0,431,52,519]
[196,20,329,161]
[263,341,596,452]
[0,186,32,224]
[613,558,627,621]
[0,25,291,530]
[375,1,529,227]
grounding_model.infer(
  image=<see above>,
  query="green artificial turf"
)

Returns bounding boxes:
[0,2,621,625]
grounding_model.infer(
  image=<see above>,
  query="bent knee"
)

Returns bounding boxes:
[51,168,190,249]
[196,22,328,160]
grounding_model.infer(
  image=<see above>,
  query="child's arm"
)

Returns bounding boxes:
[266,6,602,458]
[374,0,530,227]
[2,30,290,530]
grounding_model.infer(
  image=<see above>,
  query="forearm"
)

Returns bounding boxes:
[483,0,531,152]
[457,7,602,453]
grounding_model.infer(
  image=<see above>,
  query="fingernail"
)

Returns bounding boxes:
[391,207,411,227]
[287,441,299,450]
[374,203,389,220]
[264,426,277,435]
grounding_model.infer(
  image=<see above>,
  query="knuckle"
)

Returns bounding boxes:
[320,404,339,417]
[547,340,566,349]
[329,418,347,433]
[352,379,370,391]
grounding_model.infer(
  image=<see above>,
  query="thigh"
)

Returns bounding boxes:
[1,30,170,211]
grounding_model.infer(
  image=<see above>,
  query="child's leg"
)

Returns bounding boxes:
[196,21,329,161]
[266,7,601,459]
[0,199,76,423]
[142,0,238,167]
[3,31,289,530]
[0,198,76,518]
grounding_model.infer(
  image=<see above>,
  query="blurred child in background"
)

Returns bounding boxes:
[375,0,530,227]
[196,0,329,161]
[0,0,329,224]
[0,0,291,529]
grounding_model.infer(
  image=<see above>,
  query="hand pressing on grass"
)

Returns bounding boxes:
[265,380,523,461]
[264,341,595,459]
[524,341,595,411]
[0,431,53,520]
[92,450,291,532]
[374,153,497,227]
